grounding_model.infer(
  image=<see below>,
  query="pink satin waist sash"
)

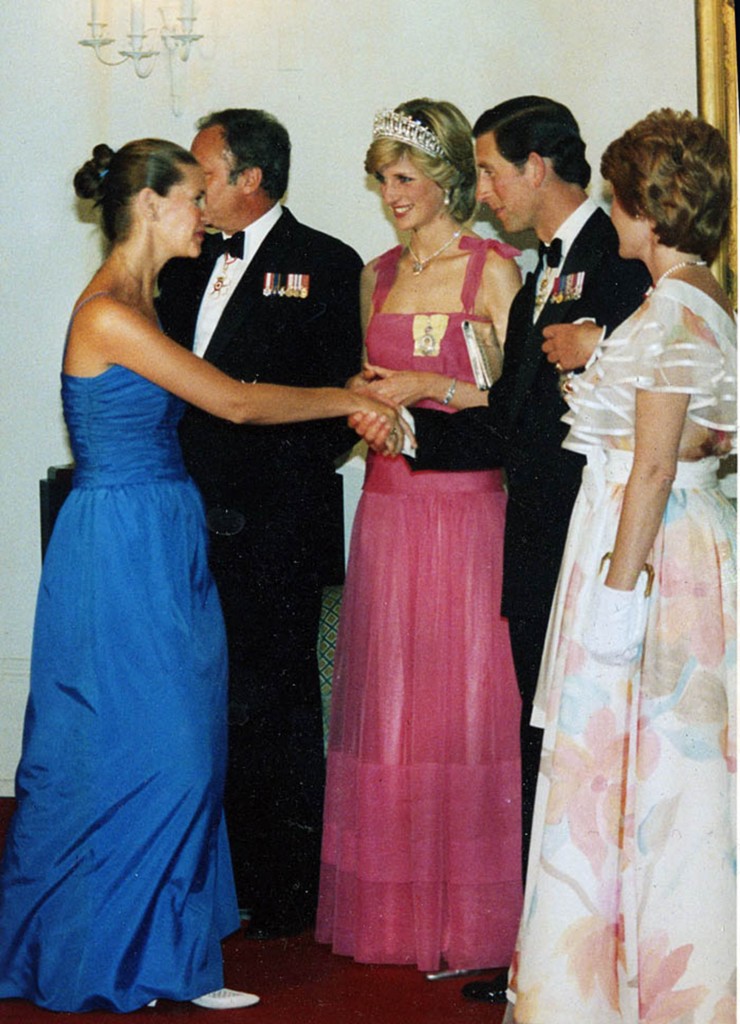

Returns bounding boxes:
[363,450,504,495]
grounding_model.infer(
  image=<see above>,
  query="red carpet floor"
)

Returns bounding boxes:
[0,800,506,1023]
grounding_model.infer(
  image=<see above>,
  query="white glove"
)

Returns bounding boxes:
[581,579,648,666]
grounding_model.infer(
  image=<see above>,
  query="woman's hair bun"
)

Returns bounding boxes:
[73,143,116,201]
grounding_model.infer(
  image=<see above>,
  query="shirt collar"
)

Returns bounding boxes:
[546,197,597,267]
[234,203,283,263]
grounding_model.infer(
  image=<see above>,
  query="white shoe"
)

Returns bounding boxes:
[192,988,260,1009]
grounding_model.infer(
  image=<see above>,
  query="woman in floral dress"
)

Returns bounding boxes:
[507,109,736,1023]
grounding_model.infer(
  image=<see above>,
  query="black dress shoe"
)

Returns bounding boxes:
[461,972,508,1003]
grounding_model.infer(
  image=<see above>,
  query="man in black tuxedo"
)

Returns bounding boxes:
[157,109,363,939]
[353,96,649,1001]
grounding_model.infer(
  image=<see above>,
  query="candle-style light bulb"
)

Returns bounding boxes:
[131,0,144,38]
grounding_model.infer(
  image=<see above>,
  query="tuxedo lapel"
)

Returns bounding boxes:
[160,252,217,351]
[201,263,259,366]
[507,210,609,419]
[507,271,548,419]
[200,211,293,366]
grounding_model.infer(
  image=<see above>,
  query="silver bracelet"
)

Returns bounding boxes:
[442,377,457,405]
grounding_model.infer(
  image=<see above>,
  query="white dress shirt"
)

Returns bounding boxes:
[533,197,598,321]
[193,204,283,358]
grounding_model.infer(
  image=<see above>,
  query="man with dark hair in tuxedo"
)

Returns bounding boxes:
[157,108,362,940]
[353,96,650,1003]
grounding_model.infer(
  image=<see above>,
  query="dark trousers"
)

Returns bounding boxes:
[210,523,326,928]
[507,613,550,881]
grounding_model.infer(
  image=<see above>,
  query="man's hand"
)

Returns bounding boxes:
[542,321,602,372]
[348,407,415,455]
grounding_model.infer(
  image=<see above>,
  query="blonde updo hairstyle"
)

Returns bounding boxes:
[601,108,731,262]
[365,98,478,224]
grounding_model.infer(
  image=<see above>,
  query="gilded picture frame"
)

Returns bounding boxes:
[695,0,737,306]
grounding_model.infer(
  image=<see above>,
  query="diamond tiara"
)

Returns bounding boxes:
[372,110,447,160]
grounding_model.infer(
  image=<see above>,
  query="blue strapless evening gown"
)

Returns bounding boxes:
[0,365,239,1012]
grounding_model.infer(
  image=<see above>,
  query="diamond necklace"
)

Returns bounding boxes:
[653,259,707,289]
[408,228,462,274]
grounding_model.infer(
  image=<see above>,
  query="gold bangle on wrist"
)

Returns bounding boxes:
[599,551,655,597]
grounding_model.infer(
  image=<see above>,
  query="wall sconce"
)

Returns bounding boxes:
[79,1,203,114]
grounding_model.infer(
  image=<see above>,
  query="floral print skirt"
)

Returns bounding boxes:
[510,451,737,1024]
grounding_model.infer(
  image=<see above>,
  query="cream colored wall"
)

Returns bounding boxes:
[0,0,699,792]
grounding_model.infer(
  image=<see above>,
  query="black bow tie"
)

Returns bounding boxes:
[203,230,245,260]
[538,237,563,269]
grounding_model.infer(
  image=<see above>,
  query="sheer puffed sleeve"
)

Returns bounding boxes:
[562,282,737,453]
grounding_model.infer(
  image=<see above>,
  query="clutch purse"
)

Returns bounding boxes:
[462,320,503,390]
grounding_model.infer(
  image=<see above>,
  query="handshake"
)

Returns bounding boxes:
[347,362,418,455]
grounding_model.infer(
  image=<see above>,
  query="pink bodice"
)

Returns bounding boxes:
[365,236,517,413]
[363,236,517,495]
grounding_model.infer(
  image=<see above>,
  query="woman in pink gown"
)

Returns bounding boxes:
[317,98,523,972]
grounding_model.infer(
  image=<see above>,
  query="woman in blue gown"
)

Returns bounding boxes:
[0,138,400,1014]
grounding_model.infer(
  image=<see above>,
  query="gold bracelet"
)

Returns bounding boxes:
[599,551,655,597]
